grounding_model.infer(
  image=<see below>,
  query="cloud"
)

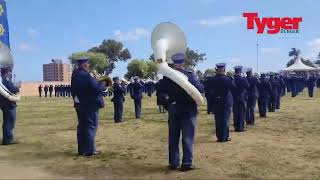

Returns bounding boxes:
[305,38,320,59]
[197,16,242,27]
[27,27,40,37]
[113,28,149,41]
[261,48,280,54]
[17,42,34,52]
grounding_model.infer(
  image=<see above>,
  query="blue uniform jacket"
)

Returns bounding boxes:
[257,78,272,99]
[246,76,259,98]
[112,84,126,103]
[232,75,250,102]
[71,68,105,110]
[207,74,235,108]
[131,82,144,100]
[0,76,19,109]
[159,69,204,115]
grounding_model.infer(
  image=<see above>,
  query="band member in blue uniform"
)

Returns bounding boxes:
[204,76,215,114]
[257,73,272,117]
[245,68,259,125]
[71,57,106,156]
[268,73,278,112]
[232,66,249,132]
[0,67,20,145]
[208,63,235,142]
[112,77,126,123]
[306,74,316,97]
[158,53,204,171]
[131,77,144,119]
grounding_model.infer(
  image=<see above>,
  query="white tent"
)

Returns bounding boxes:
[283,58,317,71]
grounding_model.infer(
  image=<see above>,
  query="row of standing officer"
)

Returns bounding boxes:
[204,64,288,143]
[38,84,71,98]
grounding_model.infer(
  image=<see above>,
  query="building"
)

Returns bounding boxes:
[43,59,71,82]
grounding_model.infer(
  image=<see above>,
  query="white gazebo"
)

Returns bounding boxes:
[283,58,316,71]
[281,58,320,75]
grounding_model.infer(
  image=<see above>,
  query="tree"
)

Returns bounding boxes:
[89,39,131,74]
[204,68,215,77]
[125,59,148,79]
[69,51,108,74]
[196,70,204,81]
[146,61,158,80]
[149,47,206,68]
[301,57,316,67]
[288,48,301,60]
[315,53,320,65]
[287,48,301,67]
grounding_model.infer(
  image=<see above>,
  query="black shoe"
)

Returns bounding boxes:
[180,165,195,172]
[82,151,102,157]
[167,165,178,170]
[2,141,19,145]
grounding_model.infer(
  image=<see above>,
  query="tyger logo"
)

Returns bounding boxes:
[243,13,303,34]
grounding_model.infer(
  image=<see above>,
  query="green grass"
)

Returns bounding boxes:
[0,90,320,179]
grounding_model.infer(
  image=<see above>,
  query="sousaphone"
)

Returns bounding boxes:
[0,43,20,102]
[151,22,204,106]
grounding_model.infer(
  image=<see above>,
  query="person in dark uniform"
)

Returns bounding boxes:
[131,77,144,119]
[155,79,168,113]
[71,57,106,156]
[112,77,126,123]
[245,68,259,125]
[268,73,278,112]
[158,53,204,171]
[207,63,235,142]
[306,74,316,97]
[204,76,215,115]
[232,66,249,132]
[0,67,20,145]
[316,75,320,89]
[275,73,284,109]
[44,85,48,98]
[49,85,53,97]
[54,85,58,97]
[257,73,272,117]
[38,85,43,97]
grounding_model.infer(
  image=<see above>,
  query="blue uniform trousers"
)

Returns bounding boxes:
[268,96,276,112]
[134,99,141,118]
[308,87,314,97]
[77,108,99,155]
[114,101,123,123]
[168,104,196,168]
[1,108,16,145]
[246,96,256,125]
[276,95,281,109]
[214,106,231,142]
[206,96,213,114]
[233,100,246,132]
[258,98,268,117]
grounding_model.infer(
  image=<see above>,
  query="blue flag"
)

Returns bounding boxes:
[0,0,10,48]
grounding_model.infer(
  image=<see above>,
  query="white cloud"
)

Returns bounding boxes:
[261,48,280,54]
[27,27,40,37]
[305,38,320,59]
[197,16,242,27]
[17,42,34,52]
[113,28,149,41]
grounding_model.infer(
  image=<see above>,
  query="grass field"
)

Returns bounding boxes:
[0,90,320,179]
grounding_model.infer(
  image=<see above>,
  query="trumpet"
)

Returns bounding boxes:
[90,70,113,87]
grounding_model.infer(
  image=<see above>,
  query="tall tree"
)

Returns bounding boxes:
[89,39,131,74]
[125,60,158,79]
[69,51,108,74]
[315,52,320,65]
[288,48,301,60]
[287,48,301,67]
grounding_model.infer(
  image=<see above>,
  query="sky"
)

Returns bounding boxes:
[6,0,320,81]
